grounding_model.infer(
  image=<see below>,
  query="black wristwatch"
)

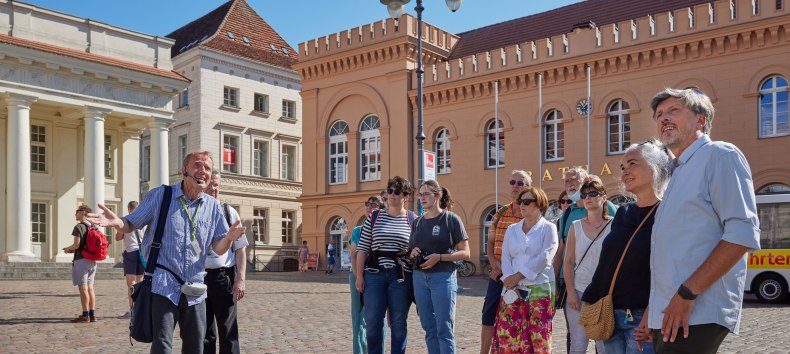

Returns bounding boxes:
[677,284,698,300]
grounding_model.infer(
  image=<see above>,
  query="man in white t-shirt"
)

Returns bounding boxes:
[203,171,248,354]
[115,200,146,318]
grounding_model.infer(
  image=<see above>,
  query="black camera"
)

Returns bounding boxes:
[411,253,427,268]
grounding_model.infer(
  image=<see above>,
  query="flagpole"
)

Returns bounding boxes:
[494,80,500,210]
[586,64,591,170]
[538,73,543,189]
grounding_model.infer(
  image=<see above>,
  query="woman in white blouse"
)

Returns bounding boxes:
[492,187,558,353]
[563,179,614,354]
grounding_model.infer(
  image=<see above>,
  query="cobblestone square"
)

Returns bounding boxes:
[0,271,787,353]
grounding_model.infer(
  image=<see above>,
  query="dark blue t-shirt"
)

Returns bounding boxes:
[409,211,469,273]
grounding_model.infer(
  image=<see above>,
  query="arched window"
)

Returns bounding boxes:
[486,120,505,168]
[329,217,348,252]
[328,121,349,184]
[435,128,451,174]
[544,110,564,161]
[481,206,497,254]
[758,183,790,195]
[359,115,381,181]
[607,100,631,154]
[759,75,789,138]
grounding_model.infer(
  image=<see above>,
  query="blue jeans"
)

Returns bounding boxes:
[413,270,457,354]
[350,270,386,354]
[604,308,654,354]
[363,267,413,354]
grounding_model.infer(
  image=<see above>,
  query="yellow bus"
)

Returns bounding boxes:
[746,192,790,303]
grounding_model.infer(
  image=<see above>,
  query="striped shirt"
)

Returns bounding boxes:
[490,203,523,261]
[357,211,414,271]
[126,182,229,306]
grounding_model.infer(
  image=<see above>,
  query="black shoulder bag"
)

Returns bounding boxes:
[129,185,173,344]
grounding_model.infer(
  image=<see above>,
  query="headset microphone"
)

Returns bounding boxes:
[183,171,205,185]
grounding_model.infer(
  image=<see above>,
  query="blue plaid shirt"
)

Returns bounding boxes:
[127,182,229,306]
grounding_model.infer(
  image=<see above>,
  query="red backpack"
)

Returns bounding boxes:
[82,224,109,261]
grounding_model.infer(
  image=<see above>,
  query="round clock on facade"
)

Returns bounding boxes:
[576,99,591,116]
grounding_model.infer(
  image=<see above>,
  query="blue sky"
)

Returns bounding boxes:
[22,0,581,49]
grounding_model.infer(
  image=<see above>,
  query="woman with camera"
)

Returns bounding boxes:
[355,176,417,354]
[409,180,470,354]
[491,187,558,353]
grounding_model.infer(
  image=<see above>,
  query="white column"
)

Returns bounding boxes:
[4,93,38,262]
[149,119,170,186]
[83,106,111,211]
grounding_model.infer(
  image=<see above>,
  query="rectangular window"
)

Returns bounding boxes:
[178,135,188,167]
[282,100,296,119]
[778,0,783,10]
[253,208,268,243]
[281,210,295,244]
[31,124,46,172]
[31,202,47,243]
[104,135,113,179]
[142,145,151,181]
[329,138,348,184]
[280,145,296,181]
[104,204,116,241]
[179,88,189,108]
[223,135,239,173]
[758,202,790,248]
[254,93,269,113]
[253,140,268,177]
[223,87,239,107]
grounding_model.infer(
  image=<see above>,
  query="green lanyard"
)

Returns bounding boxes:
[179,196,202,243]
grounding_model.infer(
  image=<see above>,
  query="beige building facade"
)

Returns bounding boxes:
[0,0,188,262]
[297,0,790,266]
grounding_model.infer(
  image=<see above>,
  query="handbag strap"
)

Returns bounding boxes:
[144,185,173,276]
[606,203,659,295]
[574,218,613,272]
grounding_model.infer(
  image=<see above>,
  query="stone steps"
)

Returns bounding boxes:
[0,262,125,280]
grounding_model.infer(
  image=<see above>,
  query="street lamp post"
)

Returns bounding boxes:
[380,0,461,193]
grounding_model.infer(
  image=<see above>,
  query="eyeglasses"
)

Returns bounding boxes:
[417,192,435,198]
[560,199,573,205]
[509,180,526,187]
[580,190,605,199]
[516,198,536,206]
[387,188,408,196]
[364,202,381,208]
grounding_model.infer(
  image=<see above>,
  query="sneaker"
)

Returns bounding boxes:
[119,311,130,319]
[90,315,97,322]
[70,315,89,323]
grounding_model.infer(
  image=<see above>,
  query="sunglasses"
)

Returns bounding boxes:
[509,180,526,187]
[364,202,381,208]
[580,190,605,199]
[516,198,536,206]
[560,199,573,205]
[387,188,408,196]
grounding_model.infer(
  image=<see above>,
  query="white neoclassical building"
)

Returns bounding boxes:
[0,0,188,262]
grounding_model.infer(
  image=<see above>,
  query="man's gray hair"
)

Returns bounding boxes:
[650,88,715,134]
[181,151,215,171]
[511,170,533,187]
[623,139,672,198]
[564,166,589,181]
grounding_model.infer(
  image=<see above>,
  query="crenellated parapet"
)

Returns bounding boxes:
[413,0,789,107]
[295,14,458,81]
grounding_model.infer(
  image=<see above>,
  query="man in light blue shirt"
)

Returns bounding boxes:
[645,88,760,353]
[89,151,246,354]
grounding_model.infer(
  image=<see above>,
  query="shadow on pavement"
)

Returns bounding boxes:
[0,317,74,325]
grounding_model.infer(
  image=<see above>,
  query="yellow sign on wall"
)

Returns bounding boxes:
[748,249,790,269]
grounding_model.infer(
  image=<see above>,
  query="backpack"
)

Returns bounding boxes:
[82,224,109,261]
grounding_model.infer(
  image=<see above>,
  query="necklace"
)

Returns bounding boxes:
[584,217,607,229]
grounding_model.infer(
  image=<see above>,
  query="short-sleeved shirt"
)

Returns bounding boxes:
[357,211,413,271]
[490,203,523,261]
[649,135,760,334]
[121,226,147,253]
[410,211,469,273]
[126,182,230,306]
[205,204,248,269]
[71,222,89,261]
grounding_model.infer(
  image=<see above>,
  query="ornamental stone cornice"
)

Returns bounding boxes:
[200,53,300,85]
[221,175,302,199]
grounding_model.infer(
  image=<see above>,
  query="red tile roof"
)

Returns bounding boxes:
[448,0,714,60]
[166,0,297,69]
[0,33,188,82]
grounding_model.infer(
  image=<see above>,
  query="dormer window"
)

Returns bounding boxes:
[242,36,250,44]
[269,44,277,52]
[227,31,235,40]
[281,47,289,55]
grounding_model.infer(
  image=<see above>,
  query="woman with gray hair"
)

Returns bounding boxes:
[581,138,671,354]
